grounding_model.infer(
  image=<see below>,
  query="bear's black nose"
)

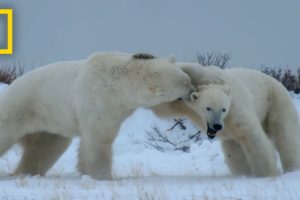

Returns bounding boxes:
[213,124,223,131]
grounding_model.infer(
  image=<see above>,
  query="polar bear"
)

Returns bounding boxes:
[0,52,199,180]
[154,83,231,139]
[153,65,300,177]
[11,61,223,179]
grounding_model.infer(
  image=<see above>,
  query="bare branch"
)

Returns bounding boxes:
[167,118,186,131]
[197,52,231,69]
[145,122,203,153]
[0,63,24,84]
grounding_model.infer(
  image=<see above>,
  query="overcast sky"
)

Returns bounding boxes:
[1,0,299,70]
[0,15,6,49]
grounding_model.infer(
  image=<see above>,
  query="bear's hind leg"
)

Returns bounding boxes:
[14,133,72,176]
[0,128,24,157]
[221,139,252,176]
[267,111,300,172]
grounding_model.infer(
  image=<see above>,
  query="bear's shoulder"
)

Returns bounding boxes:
[87,52,156,68]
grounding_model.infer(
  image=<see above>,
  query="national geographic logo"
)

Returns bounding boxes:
[0,9,13,54]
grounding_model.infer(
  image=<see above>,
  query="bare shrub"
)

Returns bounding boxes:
[0,63,24,84]
[145,119,202,153]
[261,66,300,94]
[281,69,298,92]
[260,67,282,81]
[197,52,231,69]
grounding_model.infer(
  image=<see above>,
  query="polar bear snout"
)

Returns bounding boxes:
[170,72,195,100]
[207,121,224,138]
[207,123,217,139]
[209,121,224,131]
[178,87,197,101]
[213,123,223,131]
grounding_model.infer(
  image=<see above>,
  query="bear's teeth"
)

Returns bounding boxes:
[207,133,216,139]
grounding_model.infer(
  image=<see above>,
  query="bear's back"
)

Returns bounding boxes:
[225,67,291,122]
[226,68,288,96]
[3,60,84,101]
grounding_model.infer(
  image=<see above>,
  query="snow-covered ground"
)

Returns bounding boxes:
[0,85,300,199]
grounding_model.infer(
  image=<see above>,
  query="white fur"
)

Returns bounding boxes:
[0,52,194,179]
[187,84,231,135]
[153,65,300,177]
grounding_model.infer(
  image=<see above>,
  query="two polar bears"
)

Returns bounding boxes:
[0,52,199,179]
[154,65,300,176]
[1,51,300,179]
[0,52,225,179]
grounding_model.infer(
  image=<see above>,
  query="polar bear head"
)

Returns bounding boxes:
[126,53,195,107]
[88,52,194,108]
[186,84,231,139]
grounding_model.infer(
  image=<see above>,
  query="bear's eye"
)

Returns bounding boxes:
[222,108,226,112]
[206,107,211,111]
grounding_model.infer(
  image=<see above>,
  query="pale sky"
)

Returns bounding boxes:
[0,14,7,49]
[1,0,300,70]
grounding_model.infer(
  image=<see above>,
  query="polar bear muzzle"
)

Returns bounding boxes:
[207,122,217,139]
[207,122,223,139]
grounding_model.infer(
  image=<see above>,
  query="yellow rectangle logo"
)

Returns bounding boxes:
[0,9,13,54]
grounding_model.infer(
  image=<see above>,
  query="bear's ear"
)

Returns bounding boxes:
[222,86,231,95]
[190,92,200,102]
[167,55,176,64]
[132,53,156,60]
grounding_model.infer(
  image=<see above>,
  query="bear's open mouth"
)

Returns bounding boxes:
[207,123,217,139]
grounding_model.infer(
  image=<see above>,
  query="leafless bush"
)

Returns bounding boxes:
[168,118,186,131]
[197,52,231,69]
[145,119,202,153]
[281,69,298,92]
[261,67,282,81]
[261,66,300,94]
[0,63,24,84]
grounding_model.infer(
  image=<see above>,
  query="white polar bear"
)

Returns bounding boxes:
[0,52,198,180]
[153,65,300,177]
[12,61,223,179]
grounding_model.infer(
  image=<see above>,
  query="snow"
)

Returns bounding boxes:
[0,85,300,199]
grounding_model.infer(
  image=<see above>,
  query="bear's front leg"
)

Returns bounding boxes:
[78,128,117,180]
[15,133,72,176]
[221,139,252,176]
[233,117,278,177]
